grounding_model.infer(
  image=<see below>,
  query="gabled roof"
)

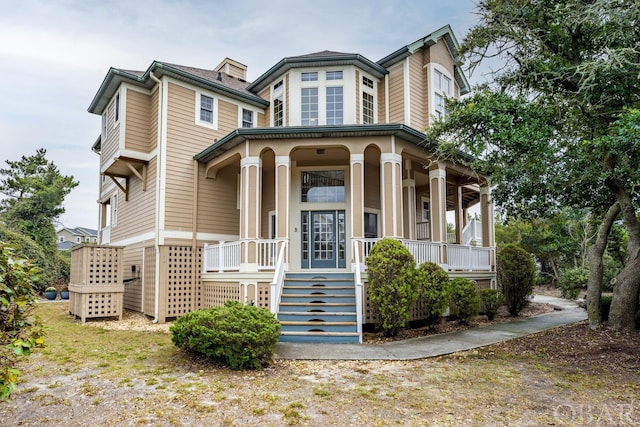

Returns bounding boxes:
[57,227,98,237]
[247,51,388,93]
[88,61,270,115]
[377,25,470,95]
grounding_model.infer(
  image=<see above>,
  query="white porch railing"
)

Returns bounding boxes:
[447,244,492,271]
[355,238,493,272]
[203,241,241,272]
[462,218,482,245]
[258,239,286,270]
[352,240,364,343]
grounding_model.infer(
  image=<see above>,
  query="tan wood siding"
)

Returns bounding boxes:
[364,162,381,210]
[164,83,240,232]
[378,78,386,123]
[388,64,405,124]
[124,89,151,153]
[261,165,275,238]
[258,87,270,127]
[110,158,157,243]
[101,101,119,171]
[409,52,426,130]
[149,87,159,151]
[430,39,455,73]
[196,162,240,236]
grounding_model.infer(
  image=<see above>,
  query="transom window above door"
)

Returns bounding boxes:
[301,170,345,203]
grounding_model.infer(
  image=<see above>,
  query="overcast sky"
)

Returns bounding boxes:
[0,0,490,230]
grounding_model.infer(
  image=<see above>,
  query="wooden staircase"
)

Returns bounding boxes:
[277,272,359,343]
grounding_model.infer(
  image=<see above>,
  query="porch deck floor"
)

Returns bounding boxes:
[274,295,587,361]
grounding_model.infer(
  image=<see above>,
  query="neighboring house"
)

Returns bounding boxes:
[84,25,496,342]
[57,226,98,250]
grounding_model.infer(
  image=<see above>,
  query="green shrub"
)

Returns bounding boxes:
[414,262,450,327]
[558,267,588,299]
[449,278,480,325]
[479,289,503,320]
[366,238,417,337]
[600,295,613,322]
[0,242,45,401]
[170,301,281,370]
[497,244,536,316]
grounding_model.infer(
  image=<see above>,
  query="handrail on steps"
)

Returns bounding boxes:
[269,241,287,317]
[353,240,363,343]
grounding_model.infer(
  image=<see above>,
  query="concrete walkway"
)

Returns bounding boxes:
[274,295,587,361]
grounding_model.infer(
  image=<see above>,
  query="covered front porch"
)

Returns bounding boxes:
[194,125,496,342]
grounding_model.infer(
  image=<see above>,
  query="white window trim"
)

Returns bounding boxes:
[111,193,118,227]
[271,79,286,127]
[421,196,430,222]
[239,107,256,128]
[290,67,354,126]
[429,64,454,123]
[195,90,219,129]
[269,211,276,239]
[114,92,121,124]
[360,73,377,124]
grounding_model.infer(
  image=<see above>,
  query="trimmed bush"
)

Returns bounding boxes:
[479,289,503,320]
[366,238,417,337]
[170,301,281,370]
[497,244,536,316]
[414,262,450,327]
[449,278,480,325]
[1,242,45,401]
[558,267,588,299]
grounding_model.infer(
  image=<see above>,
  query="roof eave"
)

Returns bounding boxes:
[194,124,428,163]
[247,54,387,93]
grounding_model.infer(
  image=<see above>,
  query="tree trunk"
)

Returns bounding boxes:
[608,257,640,331]
[606,178,640,331]
[586,203,620,329]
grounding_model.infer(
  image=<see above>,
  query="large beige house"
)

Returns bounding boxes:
[85,25,495,343]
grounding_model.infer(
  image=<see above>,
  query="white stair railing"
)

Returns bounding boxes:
[269,241,287,316]
[352,240,363,343]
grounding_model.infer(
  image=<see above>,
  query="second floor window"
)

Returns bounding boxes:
[433,68,453,121]
[114,93,120,123]
[362,92,374,124]
[326,87,343,125]
[200,94,214,123]
[301,88,319,125]
[273,96,284,127]
[242,109,254,128]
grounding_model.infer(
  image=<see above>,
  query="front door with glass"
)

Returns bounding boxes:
[301,210,346,269]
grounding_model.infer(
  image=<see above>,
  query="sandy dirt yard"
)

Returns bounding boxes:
[1,298,638,426]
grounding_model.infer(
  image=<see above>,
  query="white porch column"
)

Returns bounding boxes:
[480,185,495,248]
[240,156,261,272]
[429,163,447,243]
[380,152,403,238]
[402,159,416,240]
[454,183,464,244]
[350,154,365,240]
[350,153,365,271]
[275,156,290,240]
